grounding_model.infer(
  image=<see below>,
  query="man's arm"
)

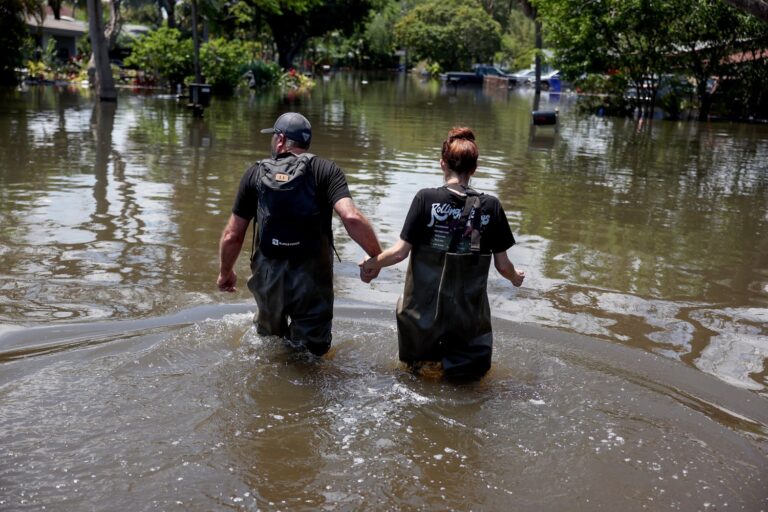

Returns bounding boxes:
[333,197,382,283]
[217,213,251,292]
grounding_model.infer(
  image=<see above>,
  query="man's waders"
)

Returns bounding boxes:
[396,245,493,378]
[247,235,334,356]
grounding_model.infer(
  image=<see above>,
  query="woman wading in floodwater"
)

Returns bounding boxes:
[360,127,525,378]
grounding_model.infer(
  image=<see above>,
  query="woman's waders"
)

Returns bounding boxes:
[396,245,493,378]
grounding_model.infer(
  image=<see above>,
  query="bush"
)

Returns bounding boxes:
[199,38,260,94]
[277,68,315,91]
[242,60,282,88]
[124,27,193,87]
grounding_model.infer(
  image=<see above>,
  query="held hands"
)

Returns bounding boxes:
[358,257,380,284]
[217,269,237,292]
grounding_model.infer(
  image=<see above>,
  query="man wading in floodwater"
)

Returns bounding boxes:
[217,112,382,356]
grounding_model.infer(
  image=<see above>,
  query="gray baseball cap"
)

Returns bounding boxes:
[260,112,312,145]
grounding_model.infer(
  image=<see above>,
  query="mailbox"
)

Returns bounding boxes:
[189,83,212,107]
[532,110,558,126]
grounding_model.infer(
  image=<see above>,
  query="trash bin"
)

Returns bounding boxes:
[189,83,212,107]
[549,77,561,92]
[532,110,558,126]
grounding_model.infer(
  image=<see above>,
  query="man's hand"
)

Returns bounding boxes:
[217,269,238,292]
[359,259,380,283]
[511,269,525,287]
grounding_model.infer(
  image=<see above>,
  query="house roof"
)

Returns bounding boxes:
[26,15,87,37]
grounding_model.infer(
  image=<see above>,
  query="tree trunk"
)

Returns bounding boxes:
[697,80,713,121]
[161,0,176,29]
[87,0,117,101]
[105,0,122,51]
[49,0,62,19]
[534,19,542,94]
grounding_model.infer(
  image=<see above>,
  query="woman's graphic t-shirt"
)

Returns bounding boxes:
[399,186,515,254]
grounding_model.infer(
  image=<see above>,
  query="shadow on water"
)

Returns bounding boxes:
[0,301,766,510]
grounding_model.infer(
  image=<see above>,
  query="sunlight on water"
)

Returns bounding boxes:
[0,308,765,509]
[0,76,767,509]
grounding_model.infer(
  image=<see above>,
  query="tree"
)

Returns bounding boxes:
[534,0,768,118]
[1,0,41,85]
[497,8,536,70]
[534,0,680,115]
[721,0,768,23]
[361,0,401,66]
[667,0,752,120]
[394,0,502,70]
[87,0,118,100]
[262,0,382,69]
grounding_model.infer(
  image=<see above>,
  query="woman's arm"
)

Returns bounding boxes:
[493,251,525,287]
[359,238,413,271]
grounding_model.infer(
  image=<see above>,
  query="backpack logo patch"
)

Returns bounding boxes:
[275,173,290,182]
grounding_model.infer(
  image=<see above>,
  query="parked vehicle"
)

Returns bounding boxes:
[440,64,511,85]
[508,68,536,86]
[523,70,562,91]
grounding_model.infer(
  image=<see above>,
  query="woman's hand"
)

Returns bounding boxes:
[493,251,524,288]
[359,257,380,283]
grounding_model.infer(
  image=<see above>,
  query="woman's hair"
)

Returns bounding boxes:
[441,127,478,175]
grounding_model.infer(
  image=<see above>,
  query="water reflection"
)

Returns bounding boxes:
[0,77,766,396]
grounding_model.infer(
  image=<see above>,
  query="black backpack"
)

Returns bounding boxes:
[254,153,322,259]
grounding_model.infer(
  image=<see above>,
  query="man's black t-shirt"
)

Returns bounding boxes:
[231,152,351,235]
[400,186,515,254]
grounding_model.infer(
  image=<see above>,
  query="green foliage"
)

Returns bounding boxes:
[656,76,694,120]
[41,38,59,69]
[426,61,441,76]
[200,37,260,94]
[573,74,633,117]
[497,9,536,70]
[533,0,768,118]
[0,0,42,85]
[123,27,193,87]
[361,0,401,63]
[260,0,382,68]
[394,0,501,70]
[242,60,282,87]
[122,2,163,28]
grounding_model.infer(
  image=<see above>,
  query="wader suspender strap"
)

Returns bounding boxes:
[445,184,483,253]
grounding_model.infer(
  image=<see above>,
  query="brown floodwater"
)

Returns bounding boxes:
[0,75,766,510]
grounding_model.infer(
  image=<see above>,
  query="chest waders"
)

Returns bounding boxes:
[396,186,493,378]
[246,154,335,356]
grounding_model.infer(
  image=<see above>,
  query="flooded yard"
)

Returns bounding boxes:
[1,74,767,510]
